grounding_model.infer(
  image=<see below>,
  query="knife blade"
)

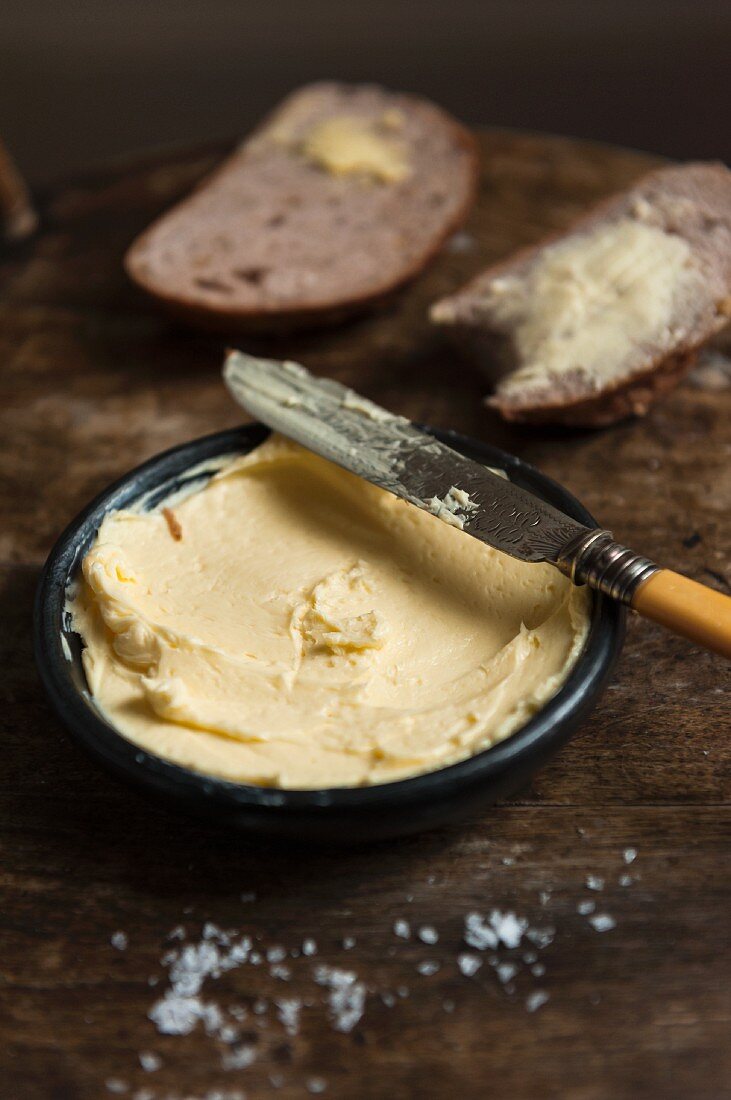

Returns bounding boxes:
[222,351,731,658]
[223,350,589,565]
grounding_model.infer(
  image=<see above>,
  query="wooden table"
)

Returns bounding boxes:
[1,131,729,1100]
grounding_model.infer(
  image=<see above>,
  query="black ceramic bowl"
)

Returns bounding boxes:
[35,425,624,842]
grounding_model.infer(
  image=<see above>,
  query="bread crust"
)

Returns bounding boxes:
[125,84,479,333]
[489,349,698,426]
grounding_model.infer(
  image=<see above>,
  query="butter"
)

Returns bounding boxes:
[69,436,590,789]
[490,218,697,393]
[298,115,410,183]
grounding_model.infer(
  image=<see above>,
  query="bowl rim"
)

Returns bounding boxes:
[34,423,624,813]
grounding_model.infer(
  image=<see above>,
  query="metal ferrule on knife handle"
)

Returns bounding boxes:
[556,529,658,605]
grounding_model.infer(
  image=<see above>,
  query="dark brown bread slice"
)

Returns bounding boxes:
[125,83,478,332]
[430,163,731,426]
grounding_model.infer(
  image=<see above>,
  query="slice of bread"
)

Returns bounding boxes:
[125,82,478,332]
[431,163,731,426]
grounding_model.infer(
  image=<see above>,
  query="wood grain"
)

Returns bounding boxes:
[0,131,729,1100]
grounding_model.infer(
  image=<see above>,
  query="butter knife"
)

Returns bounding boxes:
[224,351,731,659]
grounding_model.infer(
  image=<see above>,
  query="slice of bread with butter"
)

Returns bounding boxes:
[431,163,731,426]
[125,82,478,332]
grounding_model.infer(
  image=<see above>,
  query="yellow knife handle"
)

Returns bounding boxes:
[557,530,731,659]
[631,569,731,659]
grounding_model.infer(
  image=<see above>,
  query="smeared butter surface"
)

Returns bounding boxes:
[69,436,590,789]
[488,218,697,393]
[298,116,410,183]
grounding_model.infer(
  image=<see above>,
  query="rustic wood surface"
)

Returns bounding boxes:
[1,131,729,1100]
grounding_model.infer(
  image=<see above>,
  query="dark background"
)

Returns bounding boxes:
[3,0,730,184]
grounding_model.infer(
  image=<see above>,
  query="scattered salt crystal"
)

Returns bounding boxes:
[417,960,440,976]
[577,900,596,915]
[147,976,158,987]
[418,925,439,945]
[167,925,185,942]
[111,931,128,951]
[133,1089,155,1100]
[381,991,396,1007]
[202,922,226,943]
[314,966,366,1033]
[139,1051,162,1072]
[269,1073,285,1088]
[149,992,204,1035]
[522,951,537,965]
[253,999,268,1015]
[397,986,409,998]
[394,919,411,939]
[531,963,546,978]
[223,937,251,968]
[623,847,638,864]
[343,936,356,950]
[405,894,414,903]
[201,1001,225,1036]
[586,875,604,891]
[502,857,515,866]
[302,938,318,957]
[106,1081,127,1095]
[442,999,455,1013]
[457,953,482,977]
[526,990,550,1013]
[496,963,518,984]
[490,910,528,949]
[229,1005,248,1021]
[525,926,555,950]
[619,874,634,887]
[307,1078,327,1094]
[249,952,262,965]
[240,891,256,903]
[267,946,287,963]
[464,912,498,950]
[219,1024,239,1044]
[427,875,436,885]
[589,914,616,933]
[270,963,291,981]
[539,891,552,907]
[276,998,301,1037]
[221,1044,256,1070]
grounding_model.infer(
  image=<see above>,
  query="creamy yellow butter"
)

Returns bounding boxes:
[487,218,698,394]
[69,436,590,789]
[299,116,410,182]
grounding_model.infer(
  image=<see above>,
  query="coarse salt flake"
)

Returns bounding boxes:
[589,913,616,933]
[458,953,482,977]
[416,960,440,976]
[526,990,550,1013]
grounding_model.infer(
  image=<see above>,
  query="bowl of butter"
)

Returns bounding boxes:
[35,424,624,842]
